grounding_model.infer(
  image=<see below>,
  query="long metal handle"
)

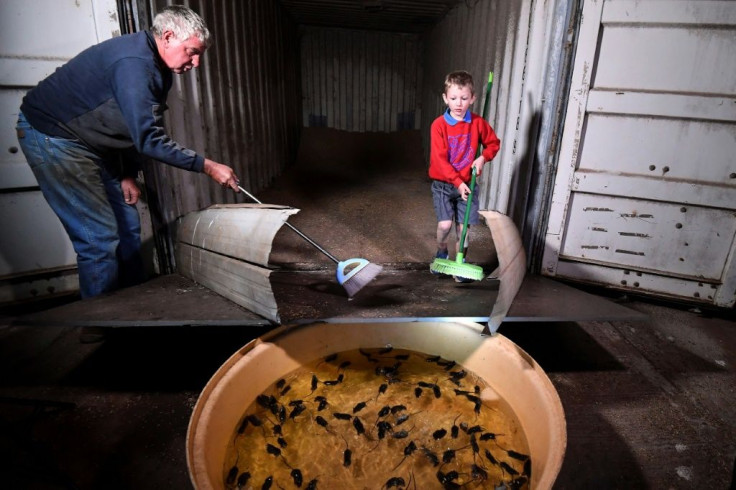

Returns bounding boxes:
[237,185,339,264]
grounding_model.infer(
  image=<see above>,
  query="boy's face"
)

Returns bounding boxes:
[442,84,475,121]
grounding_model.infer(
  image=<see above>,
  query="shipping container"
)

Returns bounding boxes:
[1,0,734,308]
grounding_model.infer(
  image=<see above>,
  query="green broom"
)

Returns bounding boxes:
[430,167,485,280]
[430,71,493,281]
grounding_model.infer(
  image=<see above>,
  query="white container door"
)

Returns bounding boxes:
[0,0,120,302]
[543,0,736,307]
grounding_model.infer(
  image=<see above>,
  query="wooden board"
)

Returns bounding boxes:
[11,274,271,327]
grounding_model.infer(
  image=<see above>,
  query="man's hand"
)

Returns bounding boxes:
[121,177,141,205]
[204,158,240,191]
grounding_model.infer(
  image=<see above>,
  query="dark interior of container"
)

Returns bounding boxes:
[140,0,517,275]
[3,2,734,490]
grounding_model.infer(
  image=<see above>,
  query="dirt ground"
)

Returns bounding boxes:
[259,127,495,267]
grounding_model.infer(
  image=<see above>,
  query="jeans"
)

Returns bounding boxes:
[16,112,143,298]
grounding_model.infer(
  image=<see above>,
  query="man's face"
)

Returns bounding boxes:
[160,30,206,74]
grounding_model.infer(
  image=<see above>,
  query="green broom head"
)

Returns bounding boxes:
[430,252,485,281]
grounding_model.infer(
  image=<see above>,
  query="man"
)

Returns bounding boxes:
[16,5,239,298]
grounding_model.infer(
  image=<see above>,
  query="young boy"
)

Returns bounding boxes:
[429,71,501,281]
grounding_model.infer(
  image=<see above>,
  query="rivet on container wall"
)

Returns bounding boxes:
[621,280,627,285]
[662,166,670,173]
[694,292,700,298]
[649,165,656,171]
[680,207,687,213]
[675,223,683,229]
[730,173,736,179]
[9,146,18,154]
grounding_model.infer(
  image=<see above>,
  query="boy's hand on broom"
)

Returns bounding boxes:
[458,182,471,201]
[472,155,486,176]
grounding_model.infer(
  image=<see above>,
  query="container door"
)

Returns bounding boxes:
[542,0,736,307]
[0,0,120,302]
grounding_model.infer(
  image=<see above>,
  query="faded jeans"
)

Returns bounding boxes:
[16,112,143,298]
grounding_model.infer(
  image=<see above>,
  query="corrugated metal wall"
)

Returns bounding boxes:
[420,0,524,211]
[296,0,527,210]
[139,0,301,272]
[300,27,422,132]
[136,0,540,273]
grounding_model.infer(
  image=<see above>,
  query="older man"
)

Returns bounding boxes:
[16,5,239,298]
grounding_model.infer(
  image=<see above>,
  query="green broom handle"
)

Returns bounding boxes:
[457,166,477,262]
[457,71,493,260]
[476,71,494,162]
[481,71,493,127]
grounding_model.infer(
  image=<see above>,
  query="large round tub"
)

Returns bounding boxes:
[187,321,566,489]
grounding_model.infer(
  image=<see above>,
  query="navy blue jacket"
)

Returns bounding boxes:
[21,31,204,174]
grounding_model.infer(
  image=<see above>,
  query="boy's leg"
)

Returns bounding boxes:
[455,222,469,255]
[455,189,481,256]
[453,192,481,283]
[431,181,458,256]
[16,113,120,298]
[436,220,453,254]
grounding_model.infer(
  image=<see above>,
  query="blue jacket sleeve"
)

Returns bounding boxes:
[109,57,204,172]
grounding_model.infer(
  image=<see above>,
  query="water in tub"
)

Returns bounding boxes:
[224,347,531,489]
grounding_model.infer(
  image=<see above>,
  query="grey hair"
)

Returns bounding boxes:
[152,5,211,47]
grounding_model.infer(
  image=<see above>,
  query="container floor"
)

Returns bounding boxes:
[1,128,735,489]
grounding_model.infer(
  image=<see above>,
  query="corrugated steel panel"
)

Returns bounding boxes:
[137,0,541,275]
[140,0,301,271]
[419,0,524,211]
[300,27,421,132]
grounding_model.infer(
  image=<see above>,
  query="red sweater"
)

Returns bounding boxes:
[429,110,501,188]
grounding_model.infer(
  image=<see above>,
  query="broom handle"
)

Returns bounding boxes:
[458,167,476,256]
[236,185,340,264]
[459,71,493,255]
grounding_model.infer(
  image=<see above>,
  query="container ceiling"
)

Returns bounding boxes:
[278,0,462,33]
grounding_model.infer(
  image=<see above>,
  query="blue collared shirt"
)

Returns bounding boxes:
[443,108,472,125]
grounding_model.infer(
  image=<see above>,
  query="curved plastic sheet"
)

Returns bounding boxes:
[176,204,299,323]
[481,210,527,334]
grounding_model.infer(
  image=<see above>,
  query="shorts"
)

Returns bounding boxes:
[431,180,480,225]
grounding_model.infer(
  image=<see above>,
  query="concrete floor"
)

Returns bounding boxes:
[1,128,735,489]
